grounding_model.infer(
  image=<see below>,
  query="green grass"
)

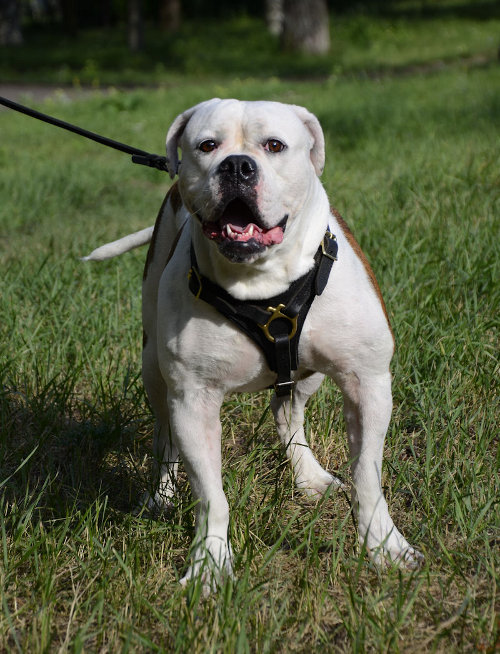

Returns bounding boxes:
[1,9,499,652]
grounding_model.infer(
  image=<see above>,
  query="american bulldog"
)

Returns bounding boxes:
[84,98,423,589]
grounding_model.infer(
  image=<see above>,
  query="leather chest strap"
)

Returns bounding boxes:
[187,231,337,396]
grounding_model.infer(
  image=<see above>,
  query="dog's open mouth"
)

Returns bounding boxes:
[202,199,286,247]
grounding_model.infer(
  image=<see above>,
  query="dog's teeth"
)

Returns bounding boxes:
[248,224,254,236]
[226,224,233,236]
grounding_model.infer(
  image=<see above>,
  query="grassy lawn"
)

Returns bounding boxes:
[1,5,499,653]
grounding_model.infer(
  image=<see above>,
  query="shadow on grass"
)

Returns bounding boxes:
[376,0,500,20]
[0,373,151,522]
[0,18,332,84]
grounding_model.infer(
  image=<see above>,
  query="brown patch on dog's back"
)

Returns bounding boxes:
[143,182,180,281]
[332,208,394,344]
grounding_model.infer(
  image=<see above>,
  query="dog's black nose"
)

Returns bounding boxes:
[218,155,258,185]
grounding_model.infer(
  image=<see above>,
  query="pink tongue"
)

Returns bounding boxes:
[225,221,283,245]
[203,220,284,246]
[261,226,284,245]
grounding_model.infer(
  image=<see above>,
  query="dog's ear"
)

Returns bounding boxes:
[290,105,325,176]
[166,99,221,179]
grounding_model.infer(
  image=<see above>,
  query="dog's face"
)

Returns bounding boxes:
[166,99,326,263]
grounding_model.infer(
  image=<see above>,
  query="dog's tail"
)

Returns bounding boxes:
[81,226,154,261]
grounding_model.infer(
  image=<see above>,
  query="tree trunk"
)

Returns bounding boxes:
[281,0,330,55]
[60,0,78,38]
[266,0,284,36]
[128,0,143,52]
[159,0,181,32]
[0,0,23,46]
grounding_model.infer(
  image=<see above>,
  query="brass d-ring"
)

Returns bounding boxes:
[258,304,298,343]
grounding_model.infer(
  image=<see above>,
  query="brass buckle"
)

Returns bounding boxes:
[258,303,298,343]
[187,266,202,300]
[321,231,337,261]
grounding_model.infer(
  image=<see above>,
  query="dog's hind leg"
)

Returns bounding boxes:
[140,341,179,515]
[271,373,343,498]
[338,369,424,568]
[143,418,179,515]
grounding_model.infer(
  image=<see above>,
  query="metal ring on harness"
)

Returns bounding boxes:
[258,303,298,343]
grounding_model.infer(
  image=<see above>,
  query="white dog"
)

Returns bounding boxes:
[84,99,423,589]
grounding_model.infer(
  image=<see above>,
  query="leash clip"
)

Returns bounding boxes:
[132,154,169,172]
[259,303,298,343]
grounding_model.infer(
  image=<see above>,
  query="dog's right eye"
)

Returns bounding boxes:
[198,140,218,153]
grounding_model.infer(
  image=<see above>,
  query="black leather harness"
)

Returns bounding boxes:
[188,231,338,396]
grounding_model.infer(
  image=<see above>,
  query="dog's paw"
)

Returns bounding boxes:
[134,490,174,518]
[370,543,425,570]
[179,536,234,595]
[296,470,345,498]
[363,528,424,570]
[391,544,425,570]
[294,453,346,498]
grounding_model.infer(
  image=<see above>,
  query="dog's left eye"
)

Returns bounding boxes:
[198,140,218,153]
[264,139,286,153]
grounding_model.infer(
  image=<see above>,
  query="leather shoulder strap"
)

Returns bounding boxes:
[187,231,337,396]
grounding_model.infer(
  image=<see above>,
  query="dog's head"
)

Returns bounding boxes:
[166,99,325,264]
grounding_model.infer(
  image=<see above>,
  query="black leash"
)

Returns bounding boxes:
[0,95,169,172]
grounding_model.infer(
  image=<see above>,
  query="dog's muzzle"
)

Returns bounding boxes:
[200,155,287,263]
[202,201,287,262]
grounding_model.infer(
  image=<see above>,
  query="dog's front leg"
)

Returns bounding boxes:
[271,373,343,497]
[340,370,423,568]
[168,388,233,592]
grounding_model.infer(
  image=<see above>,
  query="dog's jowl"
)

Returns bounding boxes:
[85,99,423,591]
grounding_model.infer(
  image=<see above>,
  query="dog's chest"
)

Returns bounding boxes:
[156,284,276,392]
